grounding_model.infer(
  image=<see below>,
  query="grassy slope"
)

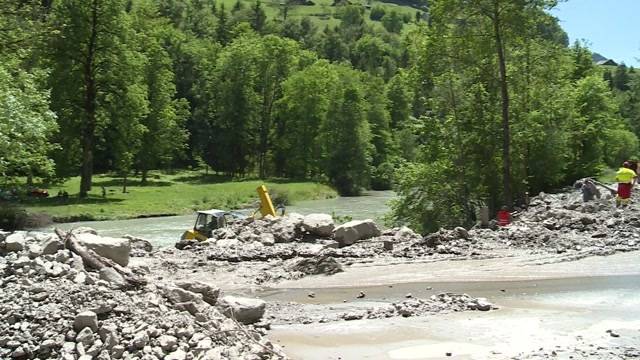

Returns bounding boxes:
[22,171,336,222]
[221,0,421,29]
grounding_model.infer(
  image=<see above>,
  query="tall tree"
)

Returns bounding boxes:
[49,0,130,197]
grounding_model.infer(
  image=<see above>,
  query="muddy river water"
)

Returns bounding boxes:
[264,252,640,359]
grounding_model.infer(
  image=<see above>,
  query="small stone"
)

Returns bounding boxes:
[74,311,98,332]
[308,292,316,298]
[405,293,413,298]
[131,331,149,349]
[356,291,365,299]
[76,327,95,346]
[165,349,187,360]
[158,335,178,351]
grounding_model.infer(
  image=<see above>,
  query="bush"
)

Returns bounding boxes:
[0,203,27,231]
[371,162,395,190]
[369,6,385,21]
[604,129,639,168]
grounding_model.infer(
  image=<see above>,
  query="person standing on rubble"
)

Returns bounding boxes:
[615,161,637,207]
[496,206,511,226]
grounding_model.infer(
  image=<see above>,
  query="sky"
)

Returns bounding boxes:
[550,0,640,66]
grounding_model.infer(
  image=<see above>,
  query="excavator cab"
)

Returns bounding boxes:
[181,210,237,241]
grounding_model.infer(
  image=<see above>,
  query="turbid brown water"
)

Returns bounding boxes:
[262,252,640,359]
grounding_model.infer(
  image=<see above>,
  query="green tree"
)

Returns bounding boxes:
[320,76,371,195]
[381,10,403,33]
[49,0,132,197]
[0,63,58,180]
[612,64,631,91]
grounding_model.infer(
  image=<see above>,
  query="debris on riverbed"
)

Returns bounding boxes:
[264,293,497,325]
[0,231,287,359]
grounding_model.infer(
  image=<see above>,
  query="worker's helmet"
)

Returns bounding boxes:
[623,161,632,169]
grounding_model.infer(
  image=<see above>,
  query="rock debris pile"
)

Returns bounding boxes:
[0,231,287,360]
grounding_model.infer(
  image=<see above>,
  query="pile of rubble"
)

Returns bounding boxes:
[0,231,287,360]
[409,191,640,258]
[265,293,496,325]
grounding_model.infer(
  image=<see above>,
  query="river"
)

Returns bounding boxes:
[43,190,396,247]
[265,252,640,359]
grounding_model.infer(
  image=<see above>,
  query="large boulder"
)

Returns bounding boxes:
[217,296,266,324]
[302,214,335,237]
[333,219,381,246]
[271,213,304,242]
[4,233,26,252]
[175,281,220,306]
[74,233,130,266]
[41,237,64,255]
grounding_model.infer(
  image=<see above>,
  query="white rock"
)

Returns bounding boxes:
[74,311,98,332]
[302,214,335,237]
[158,334,178,351]
[74,233,130,266]
[258,233,275,246]
[165,349,187,360]
[175,281,220,306]
[27,244,42,258]
[333,219,381,246]
[217,295,266,324]
[72,227,98,235]
[4,233,25,252]
[99,267,127,288]
[76,327,95,346]
[215,238,240,247]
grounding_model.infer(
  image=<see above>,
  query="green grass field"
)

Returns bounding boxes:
[21,171,336,222]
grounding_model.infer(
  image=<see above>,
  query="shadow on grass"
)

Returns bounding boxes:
[21,196,124,208]
[172,173,233,184]
[92,179,173,187]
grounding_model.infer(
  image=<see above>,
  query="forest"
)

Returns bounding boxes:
[1,0,639,232]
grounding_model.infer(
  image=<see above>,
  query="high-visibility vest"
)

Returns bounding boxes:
[616,167,637,183]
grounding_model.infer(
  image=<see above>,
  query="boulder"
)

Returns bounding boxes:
[4,233,26,252]
[27,244,42,258]
[74,311,98,332]
[302,214,335,237]
[258,233,275,246]
[160,286,203,304]
[175,281,220,306]
[123,235,153,252]
[217,296,266,324]
[290,255,343,275]
[158,335,178,351]
[333,219,381,246]
[99,268,127,288]
[41,237,64,255]
[74,233,130,266]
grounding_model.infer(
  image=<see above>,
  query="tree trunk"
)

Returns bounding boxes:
[79,0,99,198]
[122,174,127,193]
[141,168,148,185]
[493,1,512,209]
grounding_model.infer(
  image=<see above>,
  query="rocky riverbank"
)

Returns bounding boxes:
[2,187,640,359]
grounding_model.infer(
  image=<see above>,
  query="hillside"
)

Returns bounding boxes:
[219,0,426,28]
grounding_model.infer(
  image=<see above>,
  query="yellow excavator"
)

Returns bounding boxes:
[181,185,278,241]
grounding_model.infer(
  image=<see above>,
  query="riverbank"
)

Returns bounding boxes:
[20,171,337,222]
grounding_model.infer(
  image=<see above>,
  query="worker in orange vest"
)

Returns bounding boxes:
[496,206,511,226]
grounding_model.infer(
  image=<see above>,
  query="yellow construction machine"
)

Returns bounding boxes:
[181,185,279,241]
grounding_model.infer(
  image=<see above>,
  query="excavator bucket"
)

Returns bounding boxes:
[256,185,277,218]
